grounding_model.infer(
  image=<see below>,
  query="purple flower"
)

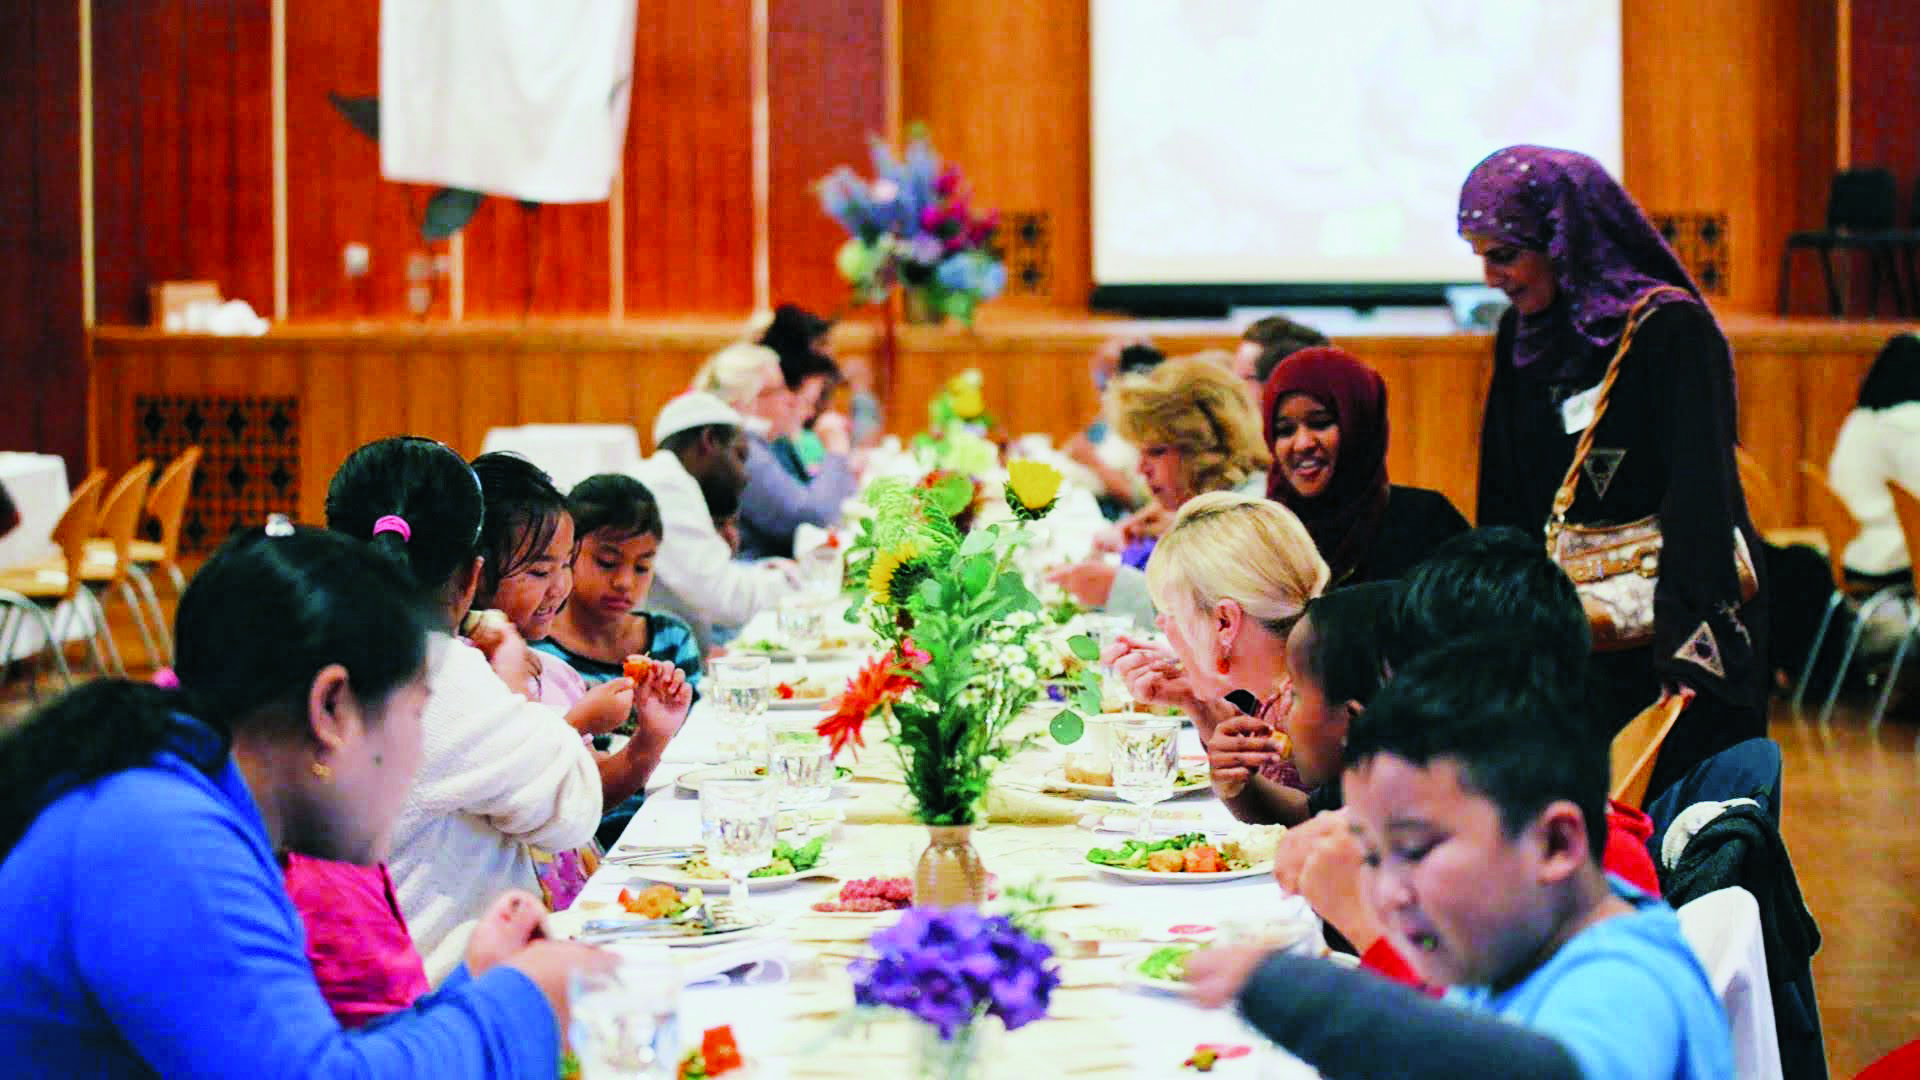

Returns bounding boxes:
[905,233,946,268]
[850,908,1060,1040]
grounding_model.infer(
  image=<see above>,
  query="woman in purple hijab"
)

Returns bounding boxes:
[1461,145,1767,801]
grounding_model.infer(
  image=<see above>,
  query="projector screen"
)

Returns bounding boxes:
[1091,2,1622,294]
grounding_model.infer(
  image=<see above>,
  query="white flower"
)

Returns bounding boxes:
[1000,645,1029,668]
[973,643,1002,663]
[1009,666,1037,689]
[990,626,1016,644]
[1006,611,1037,628]
[957,688,984,708]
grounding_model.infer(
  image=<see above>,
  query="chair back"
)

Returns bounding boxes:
[1887,482,1920,592]
[92,461,155,587]
[1798,463,1862,590]
[1734,447,1778,530]
[1828,167,1898,232]
[1674,888,1785,1080]
[1610,687,1691,810]
[45,468,109,601]
[144,445,202,563]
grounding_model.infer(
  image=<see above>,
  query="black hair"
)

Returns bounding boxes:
[1858,333,1920,411]
[701,471,741,522]
[1116,343,1166,377]
[1348,635,1609,862]
[0,526,434,857]
[760,304,841,390]
[1253,329,1333,384]
[1391,526,1589,674]
[659,423,739,459]
[470,452,568,606]
[567,473,663,543]
[324,436,483,603]
[1294,581,1398,708]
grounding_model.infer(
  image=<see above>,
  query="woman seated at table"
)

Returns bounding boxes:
[1048,356,1273,627]
[1828,332,1920,589]
[1264,346,1468,587]
[0,525,610,1074]
[326,436,621,984]
[696,342,858,561]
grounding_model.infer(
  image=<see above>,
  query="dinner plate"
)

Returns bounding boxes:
[675,763,854,797]
[1122,955,1193,995]
[1089,863,1273,884]
[737,637,873,662]
[561,900,770,946]
[616,858,839,890]
[1040,767,1211,801]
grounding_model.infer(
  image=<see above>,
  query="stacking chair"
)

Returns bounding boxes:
[1611,687,1691,811]
[1808,467,1917,725]
[0,468,111,695]
[74,461,161,672]
[1777,167,1907,316]
[1735,447,1779,532]
[86,445,200,663]
[1854,482,1920,731]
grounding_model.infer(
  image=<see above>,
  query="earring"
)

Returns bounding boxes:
[1216,656,1230,675]
[310,761,332,781]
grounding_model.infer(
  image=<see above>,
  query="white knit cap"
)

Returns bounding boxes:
[652,391,745,446]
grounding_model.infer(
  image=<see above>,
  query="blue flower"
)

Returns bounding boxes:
[851,908,1059,1039]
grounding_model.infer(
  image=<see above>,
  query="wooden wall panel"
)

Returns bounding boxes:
[462,197,613,318]
[766,0,887,315]
[621,0,756,314]
[1849,0,1920,207]
[91,0,274,325]
[0,0,85,476]
[900,0,1091,312]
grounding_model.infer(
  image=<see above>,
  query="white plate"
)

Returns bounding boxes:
[616,858,838,890]
[675,764,854,797]
[766,694,836,711]
[1123,954,1194,995]
[1041,768,1211,801]
[1090,862,1273,884]
[737,639,872,662]
[559,904,770,947]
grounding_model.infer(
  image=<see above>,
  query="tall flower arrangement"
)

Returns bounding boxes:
[818,130,1007,325]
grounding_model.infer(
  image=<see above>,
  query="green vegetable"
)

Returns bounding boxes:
[1139,945,1193,982]
[1085,833,1209,869]
[748,859,795,878]
[748,836,825,877]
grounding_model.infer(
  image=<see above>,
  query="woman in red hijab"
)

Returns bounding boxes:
[1263,347,1467,585]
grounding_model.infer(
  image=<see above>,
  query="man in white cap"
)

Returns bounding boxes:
[631,391,799,644]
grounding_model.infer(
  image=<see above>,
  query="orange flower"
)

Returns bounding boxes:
[816,642,926,757]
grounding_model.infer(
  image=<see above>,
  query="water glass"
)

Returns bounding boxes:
[775,595,833,680]
[568,949,681,1079]
[709,654,771,765]
[1109,715,1179,840]
[699,778,778,912]
[767,717,836,819]
[798,541,845,597]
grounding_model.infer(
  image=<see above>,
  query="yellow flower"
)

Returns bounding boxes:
[948,382,986,421]
[868,541,927,605]
[1006,460,1063,518]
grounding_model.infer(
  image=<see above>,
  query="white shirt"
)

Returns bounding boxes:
[1828,403,1920,576]
[386,634,603,984]
[630,450,798,630]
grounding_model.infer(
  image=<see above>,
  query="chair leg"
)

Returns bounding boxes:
[129,565,174,665]
[1820,587,1905,724]
[30,604,74,690]
[1791,593,1844,710]
[115,579,161,671]
[1868,604,1920,733]
[164,560,186,599]
[51,597,106,676]
[1819,247,1842,315]
[85,589,125,677]
[0,607,24,700]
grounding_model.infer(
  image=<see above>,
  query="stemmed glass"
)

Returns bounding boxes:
[1109,714,1179,840]
[775,594,832,684]
[708,654,771,769]
[767,716,836,826]
[568,949,682,1079]
[699,778,778,915]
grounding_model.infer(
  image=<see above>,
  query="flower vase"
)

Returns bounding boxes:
[914,825,988,908]
[902,287,945,326]
[914,1022,986,1080]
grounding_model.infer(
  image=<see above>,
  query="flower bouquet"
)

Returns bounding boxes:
[818,129,1006,325]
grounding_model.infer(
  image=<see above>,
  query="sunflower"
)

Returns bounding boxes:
[1005,460,1063,521]
[868,542,931,607]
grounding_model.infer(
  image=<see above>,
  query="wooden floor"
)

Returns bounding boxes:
[3,611,1917,1076]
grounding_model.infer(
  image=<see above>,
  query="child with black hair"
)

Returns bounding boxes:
[1188,639,1733,1080]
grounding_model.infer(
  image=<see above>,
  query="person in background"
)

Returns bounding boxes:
[1828,332,1920,589]
[325,437,616,984]
[1049,356,1272,627]
[1464,145,1766,800]
[696,342,856,561]
[1065,337,1165,514]
[1264,346,1469,586]
[631,392,798,644]
[1185,639,1733,1080]
[0,526,609,1074]
[759,303,880,460]
[1233,314,1328,402]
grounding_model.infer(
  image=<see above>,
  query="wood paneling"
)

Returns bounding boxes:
[766,0,887,316]
[621,0,756,314]
[91,0,274,325]
[461,198,613,318]
[1849,0,1920,210]
[0,0,85,476]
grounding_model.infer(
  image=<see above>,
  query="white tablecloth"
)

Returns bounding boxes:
[0,453,93,662]
[479,424,642,493]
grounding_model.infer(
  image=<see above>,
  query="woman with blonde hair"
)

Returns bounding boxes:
[1048,356,1272,624]
[1107,491,1330,820]
[695,342,857,560]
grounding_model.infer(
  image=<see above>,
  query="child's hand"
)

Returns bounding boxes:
[470,615,535,697]
[566,677,634,737]
[1183,945,1273,1009]
[1207,714,1285,798]
[465,889,548,976]
[627,660,691,755]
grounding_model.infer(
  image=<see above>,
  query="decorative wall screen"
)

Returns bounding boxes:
[135,396,300,554]
[1652,211,1730,295]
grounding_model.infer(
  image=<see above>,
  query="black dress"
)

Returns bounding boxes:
[1477,303,1769,798]
[1347,485,1471,586]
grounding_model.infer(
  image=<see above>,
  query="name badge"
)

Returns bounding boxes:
[1560,383,1603,434]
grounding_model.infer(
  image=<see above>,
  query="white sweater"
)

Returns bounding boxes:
[387,634,603,984]
[630,450,798,629]
[1828,403,1920,576]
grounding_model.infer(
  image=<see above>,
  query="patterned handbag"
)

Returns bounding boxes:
[1545,287,1758,653]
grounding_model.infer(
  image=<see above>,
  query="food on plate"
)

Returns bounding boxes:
[1063,761,1207,788]
[1183,1047,1217,1072]
[811,876,914,912]
[1064,761,1114,786]
[677,1026,745,1079]
[677,837,826,880]
[1138,944,1195,982]
[744,634,864,656]
[1085,831,1268,873]
[773,675,833,701]
[616,883,704,919]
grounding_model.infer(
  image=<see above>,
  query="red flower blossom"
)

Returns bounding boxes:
[816,642,927,758]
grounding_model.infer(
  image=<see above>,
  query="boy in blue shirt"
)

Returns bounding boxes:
[1188,637,1733,1080]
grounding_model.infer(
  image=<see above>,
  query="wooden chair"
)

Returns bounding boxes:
[86,445,200,663]
[1734,447,1778,532]
[1795,464,1908,718]
[1857,482,1920,731]
[75,460,161,671]
[1611,687,1692,811]
[0,468,112,695]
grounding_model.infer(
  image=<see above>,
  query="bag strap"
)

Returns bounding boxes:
[1546,286,1692,540]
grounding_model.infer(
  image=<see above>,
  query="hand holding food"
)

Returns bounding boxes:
[1292,810,1385,954]
[627,658,692,752]
[1271,809,1349,893]
[1181,944,1273,1009]
[1105,637,1202,714]
[1206,714,1290,798]
[567,677,635,737]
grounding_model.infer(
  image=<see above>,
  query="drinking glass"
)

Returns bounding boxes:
[568,949,682,1079]
[798,541,845,598]
[767,716,836,824]
[1081,613,1135,700]
[708,654,771,766]
[775,595,833,683]
[699,778,778,913]
[1109,715,1179,840]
